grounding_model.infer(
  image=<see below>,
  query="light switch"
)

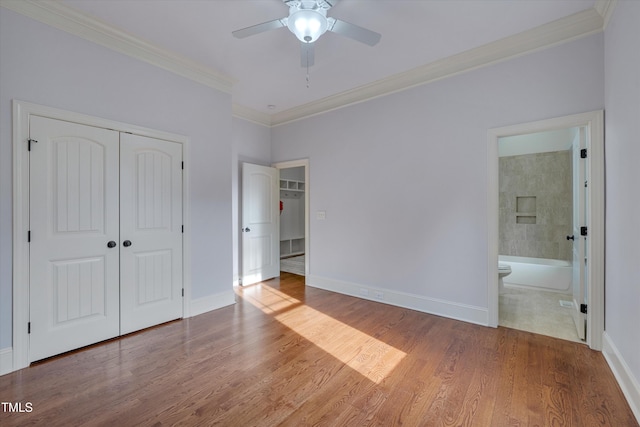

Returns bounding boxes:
[316,210,326,220]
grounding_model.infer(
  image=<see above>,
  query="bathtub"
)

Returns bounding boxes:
[499,255,572,293]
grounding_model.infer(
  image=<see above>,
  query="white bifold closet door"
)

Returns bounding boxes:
[119,133,183,335]
[29,116,183,362]
[29,117,120,361]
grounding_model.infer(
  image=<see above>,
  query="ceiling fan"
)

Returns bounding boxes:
[232,0,381,67]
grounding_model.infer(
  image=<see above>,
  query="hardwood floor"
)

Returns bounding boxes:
[1,273,636,426]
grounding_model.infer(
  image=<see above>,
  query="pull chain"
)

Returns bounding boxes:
[306,52,310,88]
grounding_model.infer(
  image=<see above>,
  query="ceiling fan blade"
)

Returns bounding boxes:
[300,42,315,67]
[232,18,287,39]
[328,18,381,46]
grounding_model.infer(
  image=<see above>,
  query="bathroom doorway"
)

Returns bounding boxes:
[497,127,584,342]
[273,160,309,278]
[487,111,604,350]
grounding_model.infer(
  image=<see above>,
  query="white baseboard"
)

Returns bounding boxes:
[602,332,640,423]
[307,275,488,326]
[1,347,13,376]
[189,290,236,318]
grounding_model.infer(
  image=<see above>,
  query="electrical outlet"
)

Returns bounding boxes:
[374,291,384,300]
[359,288,369,297]
[316,211,326,220]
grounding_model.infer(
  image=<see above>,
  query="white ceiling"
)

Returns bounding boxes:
[499,128,578,157]
[56,0,599,121]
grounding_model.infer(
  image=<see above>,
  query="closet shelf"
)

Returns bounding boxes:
[280,237,304,258]
[281,234,304,241]
[279,179,305,192]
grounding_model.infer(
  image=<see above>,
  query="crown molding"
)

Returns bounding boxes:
[270,7,605,126]
[232,104,272,127]
[595,0,617,30]
[1,0,611,127]
[0,0,234,93]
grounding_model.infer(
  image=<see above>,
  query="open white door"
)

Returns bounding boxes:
[241,163,279,286]
[29,116,120,361]
[571,127,587,340]
[120,134,183,334]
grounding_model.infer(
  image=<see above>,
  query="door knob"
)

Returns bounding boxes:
[243,227,251,232]
[123,240,132,247]
[107,241,117,248]
[566,235,575,241]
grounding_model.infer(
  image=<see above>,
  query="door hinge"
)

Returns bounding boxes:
[28,230,31,242]
[580,303,588,314]
[580,226,588,236]
[182,161,184,170]
[181,289,184,297]
[182,225,184,233]
[28,139,38,151]
[28,322,31,334]
[580,148,587,158]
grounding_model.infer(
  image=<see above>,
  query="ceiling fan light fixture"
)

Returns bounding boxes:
[288,9,328,43]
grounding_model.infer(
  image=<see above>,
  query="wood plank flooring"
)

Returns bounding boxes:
[1,273,637,426]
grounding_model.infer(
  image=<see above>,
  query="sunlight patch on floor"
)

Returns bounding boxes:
[240,283,303,313]
[240,284,406,384]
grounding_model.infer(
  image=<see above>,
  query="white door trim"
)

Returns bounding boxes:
[272,159,310,279]
[487,110,604,350]
[11,100,192,372]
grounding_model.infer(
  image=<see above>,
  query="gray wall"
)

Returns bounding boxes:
[280,166,305,181]
[604,0,640,399]
[499,151,573,261]
[272,33,603,314]
[0,9,233,350]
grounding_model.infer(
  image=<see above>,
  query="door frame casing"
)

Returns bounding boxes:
[272,159,310,279]
[487,110,604,350]
[11,100,192,372]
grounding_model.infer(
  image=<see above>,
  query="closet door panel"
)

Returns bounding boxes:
[120,133,183,334]
[29,116,120,362]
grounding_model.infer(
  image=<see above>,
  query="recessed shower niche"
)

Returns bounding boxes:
[516,196,536,224]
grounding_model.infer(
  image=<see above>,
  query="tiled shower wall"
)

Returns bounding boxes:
[499,151,573,261]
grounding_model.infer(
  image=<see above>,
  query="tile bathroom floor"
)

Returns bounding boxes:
[499,287,583,343]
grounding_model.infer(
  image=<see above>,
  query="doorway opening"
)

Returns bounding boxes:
[497,127,584,343]
[278,166,306,276]
[487,111,604,350]
[274,160,309,279]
